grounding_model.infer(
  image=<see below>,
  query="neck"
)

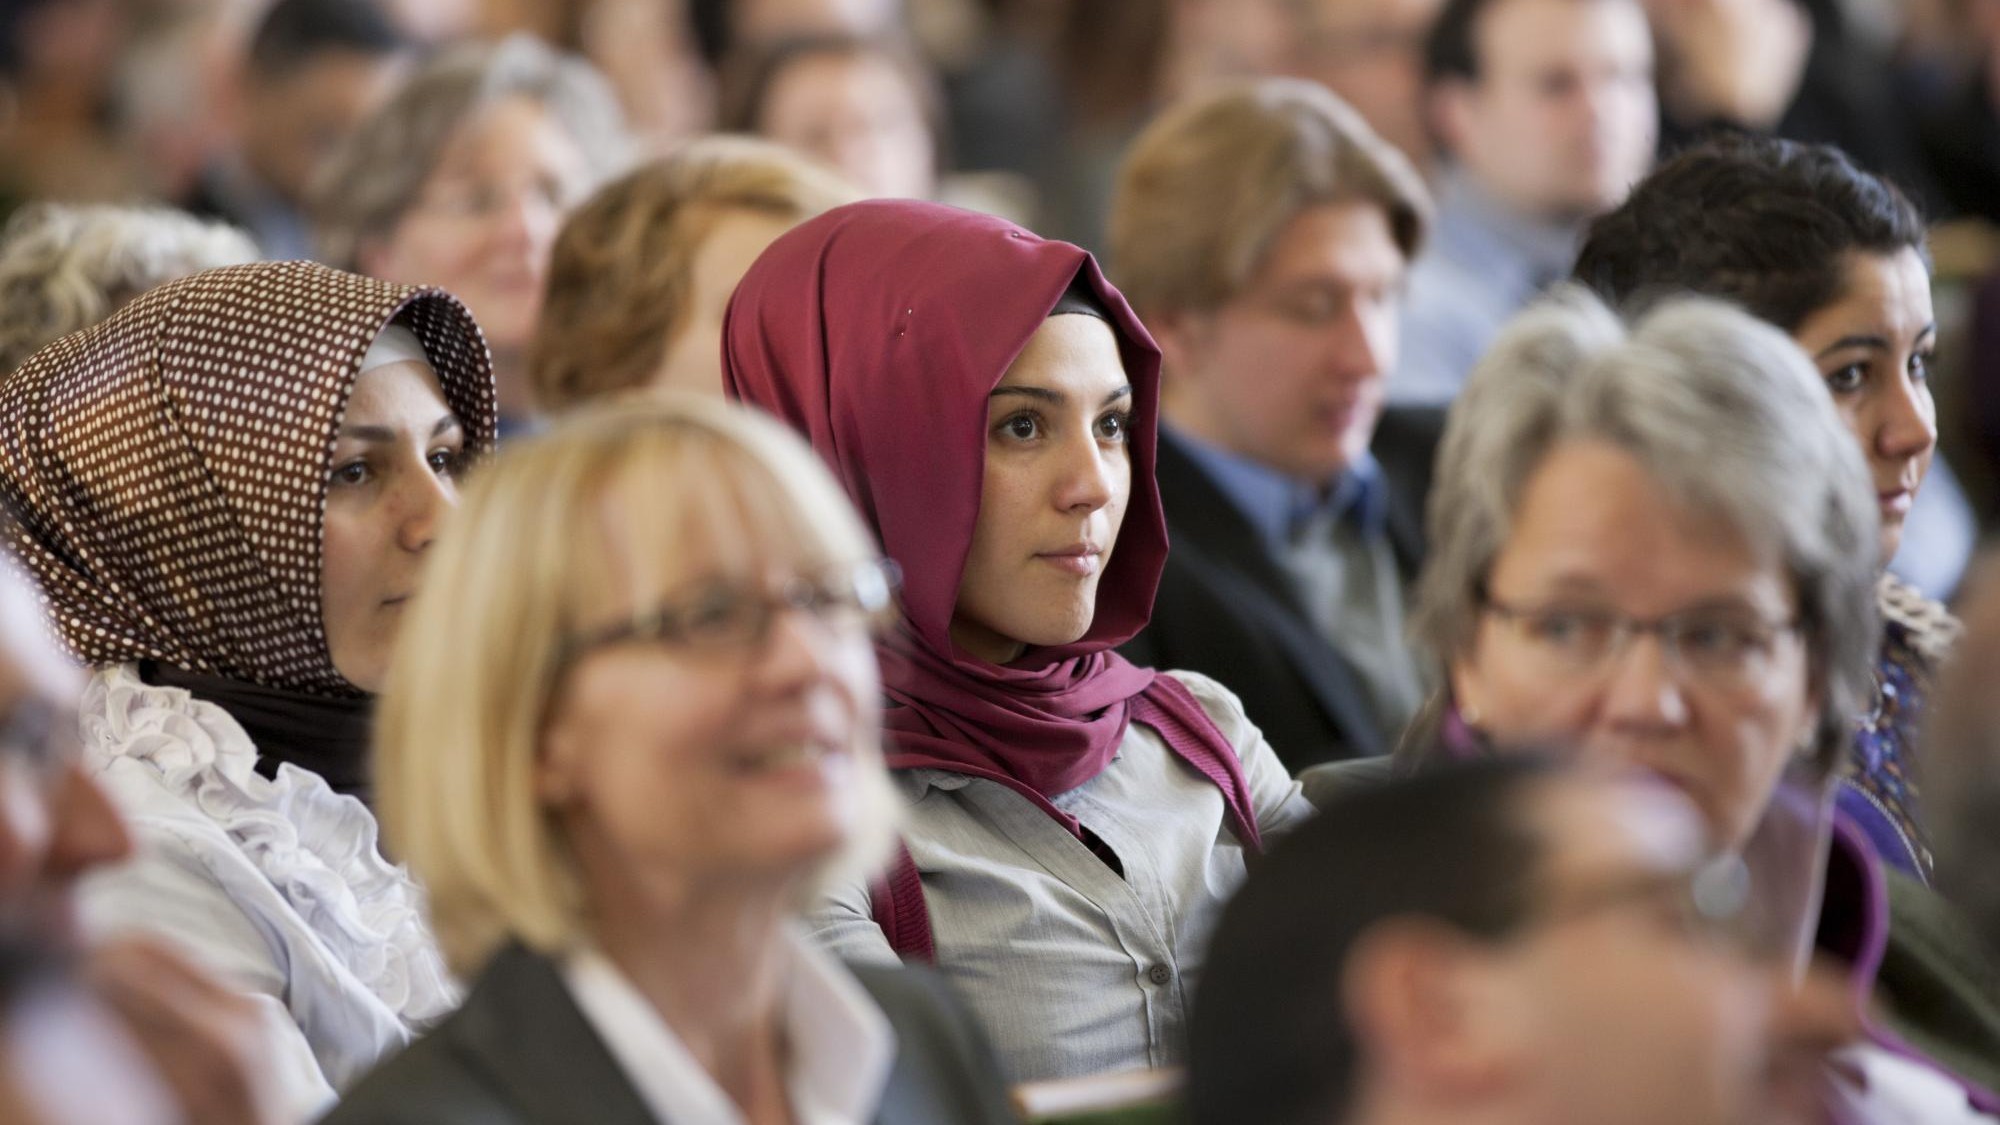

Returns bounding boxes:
[578,835,799,1120]
[1349,1091,1528,1125]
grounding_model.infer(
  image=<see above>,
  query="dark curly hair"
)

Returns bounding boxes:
[1572,135,1927,333]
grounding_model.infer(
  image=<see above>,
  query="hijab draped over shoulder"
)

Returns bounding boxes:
[0,260,497,698]
[723,199,1259,847]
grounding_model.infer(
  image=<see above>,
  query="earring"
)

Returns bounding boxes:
[1459,702,1482,727]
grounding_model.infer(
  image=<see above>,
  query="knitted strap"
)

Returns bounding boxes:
[866,676,1264,961]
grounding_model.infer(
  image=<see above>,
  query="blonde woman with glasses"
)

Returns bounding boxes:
[327,397,1016,1124]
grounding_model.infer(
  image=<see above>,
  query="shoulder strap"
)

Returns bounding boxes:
[1130,674,1264,854]
[869,840,936,963]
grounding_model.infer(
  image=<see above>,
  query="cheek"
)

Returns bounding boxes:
[319,509,369,614]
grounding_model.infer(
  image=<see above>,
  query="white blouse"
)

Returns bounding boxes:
[74,664,457,1120]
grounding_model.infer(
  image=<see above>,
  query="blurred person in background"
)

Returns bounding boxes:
[1286,0,1448,171]
[1192,758,1856,1125]
[476,0,716,153]
[722,34,942,201]
[327,398,1016,1125]
[0,202,256,373]
[1109,79,1439,771]
[531,135,856,410]
[315,34,630,434]
[1404,286,2000,1114]
[0,0,142,208]
[1392,0,1656,406]
[0,260,497,1115]
[1577,136,1973,870]
[184,0,413,259]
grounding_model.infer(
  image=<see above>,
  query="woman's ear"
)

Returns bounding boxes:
[535,710,583,807]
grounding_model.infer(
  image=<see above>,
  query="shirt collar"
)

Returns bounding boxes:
[561,929,896,1125]
[1431,165,1585,294]
[1165,425,1387,551]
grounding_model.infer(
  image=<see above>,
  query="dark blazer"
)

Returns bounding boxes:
[320,942,1021,1125]
[1121,407,1445,772]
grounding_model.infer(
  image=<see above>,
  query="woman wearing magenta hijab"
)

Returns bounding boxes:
[724,199,1314,1084]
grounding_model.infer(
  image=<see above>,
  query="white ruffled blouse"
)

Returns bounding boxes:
[75,664,457,1119]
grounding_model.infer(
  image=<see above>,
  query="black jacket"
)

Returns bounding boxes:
[320,942,1020,1125]
[1121,407,1443,772]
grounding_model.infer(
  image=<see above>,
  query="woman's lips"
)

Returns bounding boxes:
[1878,488,1913,518]
[1036,547,1102,577]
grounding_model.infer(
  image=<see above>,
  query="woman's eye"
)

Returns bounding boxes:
[329,459,371,487]
[1824,363,1867,395]
[999,414,1040,441]
[1096,411,1132,442]
[1910,351,1933,383]
[427,447,464,478]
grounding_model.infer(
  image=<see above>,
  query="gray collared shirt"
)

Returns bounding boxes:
[1391,167,1584,406]
[809,671,1313,1084]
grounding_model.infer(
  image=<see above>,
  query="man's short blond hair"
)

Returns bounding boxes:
[529,136,856,413]
[1109,77,1431,315]
[375,395,900,976]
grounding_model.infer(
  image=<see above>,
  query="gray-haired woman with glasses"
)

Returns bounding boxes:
[1390,286,1997,1117]
[326,396,1016,1124]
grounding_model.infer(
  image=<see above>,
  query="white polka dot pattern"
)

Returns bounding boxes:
[0,260,497,696]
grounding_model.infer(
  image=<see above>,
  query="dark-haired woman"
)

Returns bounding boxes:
[725,199,1313,1084]
[0,261,495,1114]
[1575,135,1963,885]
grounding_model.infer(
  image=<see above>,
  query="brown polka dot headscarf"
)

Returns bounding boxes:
[0,260,497,696]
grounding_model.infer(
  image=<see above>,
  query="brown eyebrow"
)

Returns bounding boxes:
[987,385,1132,407]
[1812,322,1937,359]
[336,416,464,443]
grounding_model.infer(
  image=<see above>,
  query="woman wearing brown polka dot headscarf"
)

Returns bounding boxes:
[0,260,497,1115]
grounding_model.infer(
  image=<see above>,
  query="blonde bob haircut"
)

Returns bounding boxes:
[375,394,901,976]
[1109,77,1431,316]
[529,135,857,413]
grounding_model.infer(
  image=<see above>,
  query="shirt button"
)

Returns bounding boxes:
[1147,964,1173,986]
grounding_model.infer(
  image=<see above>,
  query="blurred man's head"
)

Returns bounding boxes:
[239,0,412,207]
[1110,78,1430,487]
[1191,759,1822,1125]
[1290,0,1448,168]
[0,562,129,945]
[1425,0,1656,221]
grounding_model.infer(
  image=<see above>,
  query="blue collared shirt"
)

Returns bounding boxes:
[1165,426,1388,558]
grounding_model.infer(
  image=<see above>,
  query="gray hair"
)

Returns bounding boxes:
[0,203,258,373]
[1411,286,1880,777]
[311,34,631,269]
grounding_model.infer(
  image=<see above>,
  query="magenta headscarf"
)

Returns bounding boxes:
[723,199,1259,850]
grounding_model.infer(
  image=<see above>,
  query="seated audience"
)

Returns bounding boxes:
[1109,78,1438,769]
[314,34,630,432]
[0,202,257,373]
[185,0,412,259]
[0,555,289,1125]
[1575,136,1969,877]
[1285,0,1446,170]
[721,34,941,200]
[0,260,498,1112]
[1192,757,1852,1125]
[529,135,855,410]
[726,198,1314,1082]
[326,397,1017,1124]
[1391,0,1655,405]
[1405,288,1999,1113]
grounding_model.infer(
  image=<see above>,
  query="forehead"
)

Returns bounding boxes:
[341,359,449,422]
[1476,0,1652,67]
[1491,440,1793,611]
[995,315,1129,395]
[1794,248,1933,351]
[435,94,580,176]
[1247,201,1406,290]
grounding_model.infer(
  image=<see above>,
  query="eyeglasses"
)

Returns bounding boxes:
[1479,594,1802,689]
[559,559,901,667]
[410,174,574,223]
